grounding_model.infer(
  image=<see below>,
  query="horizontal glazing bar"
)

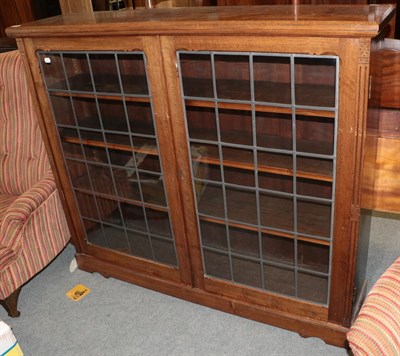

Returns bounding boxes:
[193,177,333,204]
[67,156,161,175]
[189,137,335,160]
[202,245,329,278]
[197,212,331,245]
[58,124,156,140]
[74,188,169,213]
[82,217,172,243]
[179,50,337,61]
[48,88,150,99]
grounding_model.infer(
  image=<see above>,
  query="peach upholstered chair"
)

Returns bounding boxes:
[0,50,70,317]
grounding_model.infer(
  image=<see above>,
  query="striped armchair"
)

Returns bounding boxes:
[0,50,70,317]
[347,256,400,355]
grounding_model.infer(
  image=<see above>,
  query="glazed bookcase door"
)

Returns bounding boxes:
[36,47,190,282]
[175,48,339,308]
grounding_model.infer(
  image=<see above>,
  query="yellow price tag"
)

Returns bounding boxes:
[66,284,91,302]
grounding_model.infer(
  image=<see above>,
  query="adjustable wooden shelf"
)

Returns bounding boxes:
[7,4,395,347]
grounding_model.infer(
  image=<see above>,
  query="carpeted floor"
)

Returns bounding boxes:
[1,212,399,356]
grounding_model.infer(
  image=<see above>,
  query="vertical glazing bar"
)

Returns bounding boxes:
[58,51,107,244]
[290,54,299,298]
[211,52,234,282]
[326,57,340,305]
[109,52,156,261]
[86,52,138,256]
[100,52,136,255]
[249,53,265,290]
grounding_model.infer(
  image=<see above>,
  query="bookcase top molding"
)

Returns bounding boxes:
[6,4,395,39]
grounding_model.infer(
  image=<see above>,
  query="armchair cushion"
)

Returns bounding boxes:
[347,257,400,356]
[0,170,69,299]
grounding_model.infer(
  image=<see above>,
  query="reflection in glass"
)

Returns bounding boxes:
[121,203,146,232]
[66,160,90,191]
[139,172,166,206]
[112,167,140,201]
[88,164,115,196]
[102,225,130,253]
[95,196,122,225]
[41,50,179,269]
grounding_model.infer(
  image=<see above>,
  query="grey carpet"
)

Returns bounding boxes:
[1,213,399,356]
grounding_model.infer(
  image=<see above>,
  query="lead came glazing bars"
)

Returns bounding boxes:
[178,50,339,305]
[39,50,179,267]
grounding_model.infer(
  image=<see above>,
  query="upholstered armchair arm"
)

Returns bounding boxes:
[0,170,57,258]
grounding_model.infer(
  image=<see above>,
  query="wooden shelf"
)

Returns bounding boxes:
[185,99,335,119]
[182,78,336,110]
[200,215,330,246]
[74,187,168,213]
[50,73,149,96]
[190,132,333,182]
[51,91,150,103]
[198,184,331,240]
[62,136,158,157]
[61,133,332,182]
